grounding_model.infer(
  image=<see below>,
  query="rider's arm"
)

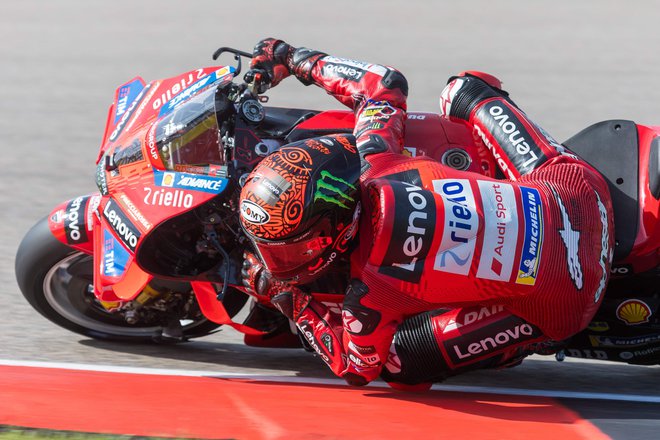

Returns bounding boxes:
[294,49,409,157]
[248,38,409,157]
[241,252,348,378]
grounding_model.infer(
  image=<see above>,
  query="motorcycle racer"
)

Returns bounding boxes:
[239,38,615,387]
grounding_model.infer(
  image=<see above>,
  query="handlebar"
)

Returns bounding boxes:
[211,46,269,95]
[212,47,252,61]
[211,47,252,76]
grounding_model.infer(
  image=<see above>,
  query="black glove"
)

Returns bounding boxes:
[244,38,294,92]
[241,251,273,297]
[241,252,311,320]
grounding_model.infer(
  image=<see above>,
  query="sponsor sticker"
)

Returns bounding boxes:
[322,62,365,82]
[240,200,270,225]
[143,187,194,209]
[102,199,141,252]
[253,172,292,206]
[476,101,547,175]
[298,320,332,365]
[347,341,381,367]
[611,264,633,277]
[109,84,150,142]
[358,102,397,123]
[445,315,541,365]
[153,170,228,194]
[616,299,652,325]
[476,181,519,281]
[403,147,417,157]
[432,179,478,276]
[156,67,233,117]
[117,193,152,230]
[516,186,543,285]
[64,196,89,245]
[314,171,356,210]
[566,349,608,360]
[378,181,436,283]
[619,346,660,360]
[443,305,505,333]
[589,334,660,348]
[50,209,64,224]
[96,161,108,196]
[102,229,130,278]
[114,79,145,124]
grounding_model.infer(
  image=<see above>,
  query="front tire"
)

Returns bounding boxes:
[15,217,247,342]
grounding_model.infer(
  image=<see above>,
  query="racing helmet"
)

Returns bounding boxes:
[240,135,361,284]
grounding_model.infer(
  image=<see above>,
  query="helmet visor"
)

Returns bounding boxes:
[253,218,333,277]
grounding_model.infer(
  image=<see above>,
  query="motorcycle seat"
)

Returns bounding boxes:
[258,107,319,138]
[563,120,639,260]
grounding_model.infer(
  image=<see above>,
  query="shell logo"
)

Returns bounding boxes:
[616,299,652,325]
[162,172,175,187]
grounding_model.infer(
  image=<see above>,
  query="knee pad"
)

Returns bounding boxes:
[381,310,452,385]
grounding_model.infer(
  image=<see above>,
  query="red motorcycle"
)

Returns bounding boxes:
[15,48,660,381]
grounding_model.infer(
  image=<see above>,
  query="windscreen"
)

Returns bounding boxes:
[155,85,224,174]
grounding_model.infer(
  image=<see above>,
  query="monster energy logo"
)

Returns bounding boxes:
[314,170,356,209]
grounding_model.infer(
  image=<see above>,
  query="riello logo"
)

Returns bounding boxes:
[240,200,270,225]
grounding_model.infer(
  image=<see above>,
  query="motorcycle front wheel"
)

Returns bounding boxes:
[15,217,247,342]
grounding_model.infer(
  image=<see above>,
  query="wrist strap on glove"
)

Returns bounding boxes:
[288,47,327,85]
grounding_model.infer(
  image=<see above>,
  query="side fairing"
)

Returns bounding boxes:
[48,194,101,254]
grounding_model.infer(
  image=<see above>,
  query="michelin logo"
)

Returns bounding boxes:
[517,186,543,285]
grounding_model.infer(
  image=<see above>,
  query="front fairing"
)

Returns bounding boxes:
[90,66,236,302]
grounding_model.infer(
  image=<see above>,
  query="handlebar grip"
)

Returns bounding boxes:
[244,69,271,94]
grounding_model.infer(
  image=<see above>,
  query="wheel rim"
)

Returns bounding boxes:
[42,252,213,338]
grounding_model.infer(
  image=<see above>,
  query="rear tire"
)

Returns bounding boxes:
[15,217,247,342]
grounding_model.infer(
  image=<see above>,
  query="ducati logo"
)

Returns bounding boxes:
[240,200,270,225]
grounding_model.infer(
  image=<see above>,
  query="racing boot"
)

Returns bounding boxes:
[439,71,563,179]
[439,71,509,122]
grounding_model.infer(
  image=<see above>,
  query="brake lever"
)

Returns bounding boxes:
[212,47,253,76]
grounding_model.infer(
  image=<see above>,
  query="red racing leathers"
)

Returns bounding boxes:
[259,48,615,386]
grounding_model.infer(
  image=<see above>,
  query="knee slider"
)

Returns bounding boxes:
[343,372,369,387]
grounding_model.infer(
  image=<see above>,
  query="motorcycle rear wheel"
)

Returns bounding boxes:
[15,217,247,342]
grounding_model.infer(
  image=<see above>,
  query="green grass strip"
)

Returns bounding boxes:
[0,426,213,440]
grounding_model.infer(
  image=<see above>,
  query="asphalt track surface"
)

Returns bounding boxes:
[2,1,660,438]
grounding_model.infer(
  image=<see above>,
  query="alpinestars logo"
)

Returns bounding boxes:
[439,78,464,117]
[594,191,611,303]
[551,187,583,290]
[314,170,356,209]
[342,310,364,334]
